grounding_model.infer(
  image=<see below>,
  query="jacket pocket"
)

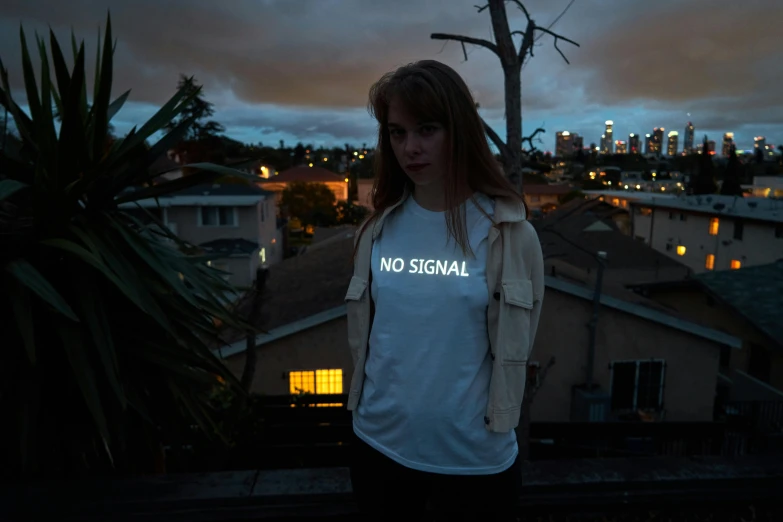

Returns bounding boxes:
[345,276,368,366]
[500,279,534,364]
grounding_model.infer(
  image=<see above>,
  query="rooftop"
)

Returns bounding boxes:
[524,184,575,195]
[264,165,345,184]
[218,221,739,355]
[587,190,783,223]
[534,197,691,285]
[695,260,783,349]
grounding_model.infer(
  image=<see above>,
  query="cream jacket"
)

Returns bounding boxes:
[345,191,545,432]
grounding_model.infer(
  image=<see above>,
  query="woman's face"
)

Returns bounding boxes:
[386,97,448,189]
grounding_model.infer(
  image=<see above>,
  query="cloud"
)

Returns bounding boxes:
[1,0,781,149]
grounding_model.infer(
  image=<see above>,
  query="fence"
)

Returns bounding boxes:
[161,395,783,472]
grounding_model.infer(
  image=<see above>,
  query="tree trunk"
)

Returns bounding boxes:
[431,1,578,194]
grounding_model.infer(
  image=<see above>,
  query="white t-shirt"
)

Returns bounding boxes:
[352,193,518,475]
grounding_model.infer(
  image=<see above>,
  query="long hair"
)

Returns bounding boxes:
[356,60,525,257]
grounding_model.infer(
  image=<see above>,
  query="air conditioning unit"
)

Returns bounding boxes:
[570,385,612,422]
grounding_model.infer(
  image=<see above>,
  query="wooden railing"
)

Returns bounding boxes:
[160,395,783,473]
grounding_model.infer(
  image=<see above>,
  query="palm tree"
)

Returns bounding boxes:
[0,15,256,478]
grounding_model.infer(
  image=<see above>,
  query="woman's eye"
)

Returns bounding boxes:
[389,129,404,137]
[420,125,437,135]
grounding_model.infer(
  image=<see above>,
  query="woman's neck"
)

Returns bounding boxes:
[412,182,473,212]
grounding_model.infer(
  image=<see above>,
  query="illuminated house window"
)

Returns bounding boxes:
[289,369,344,407]
[705,254,715,270]
[709,217,720,236]
[289,371,315,394]
[676,245,686,256]
[730,259,741,270]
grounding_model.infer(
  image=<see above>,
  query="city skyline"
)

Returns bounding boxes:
[1,0,781,153]
[556,119,772,156]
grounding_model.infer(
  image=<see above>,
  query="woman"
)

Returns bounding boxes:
[344,60,545,521]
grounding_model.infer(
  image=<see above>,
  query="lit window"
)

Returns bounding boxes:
[289,369,343,407]
[709,217,719,236]
[289,371,315,394]
[705,254,715,270]
[316,369,343,394]
[676,245,686,256]
[730,259,741,270]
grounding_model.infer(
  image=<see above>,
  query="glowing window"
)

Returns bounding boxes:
[289,371,315,394]
[676,245,686,256]
[705,254,715,270]
[709,218,719,236]
[730,259,741,270]
[288,369,344,407]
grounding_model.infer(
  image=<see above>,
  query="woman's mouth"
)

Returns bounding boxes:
[406,163,430,172]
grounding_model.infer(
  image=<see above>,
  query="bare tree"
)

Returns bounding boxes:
[432,0,579,191]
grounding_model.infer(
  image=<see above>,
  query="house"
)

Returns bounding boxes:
[261,165,349,203]
[629,260,783,402]
[216,233,740,423]
[534,197,690,286]
[119,182,283,288]
[590,190,783,273]
[523,184,574,216]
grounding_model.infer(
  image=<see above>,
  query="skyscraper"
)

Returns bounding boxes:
[604,120,614,154]
[628,133,641,154]
[555,131,576,157]
[615,140,627,154]
[645,134,653,155]
[573,135,584,153]
[600,134,607,154]
[667,131,679,156]
[755,136,766,151]
[722,133,734,157]
[652,127,665,155]
[684,122,695,154]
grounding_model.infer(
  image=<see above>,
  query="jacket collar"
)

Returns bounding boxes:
[371,187,527,239]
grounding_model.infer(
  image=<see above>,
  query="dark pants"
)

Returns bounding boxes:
[349,432,521,521]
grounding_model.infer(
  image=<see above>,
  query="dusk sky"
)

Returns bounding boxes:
[1,0,781,152]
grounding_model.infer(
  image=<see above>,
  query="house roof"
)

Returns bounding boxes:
[694,260,783,348]
[534,198,689,282]
[267,166,344,184]
[587,190,783,224]
[524,184,575,195]
[200,238,259,257]
[173,182,274,197]
[216,230,740,357]
[218,234,355,345]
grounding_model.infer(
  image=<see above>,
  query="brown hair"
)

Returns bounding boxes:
[356,59,525,256]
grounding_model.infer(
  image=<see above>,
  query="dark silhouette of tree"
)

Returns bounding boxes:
[720,145,743,196]
[280,182,337,227]
[688,136,717,195]
[431,0,579,192]
[335,201,370,225]
[293,143,306,165]
[165,75,225,141]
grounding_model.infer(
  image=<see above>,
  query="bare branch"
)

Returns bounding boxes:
[475,3,490,12]
[509,0,532,23]
[481,116,509,157]
[535,27,580,64]
[431,33,499,58]
[522,127,546,152]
